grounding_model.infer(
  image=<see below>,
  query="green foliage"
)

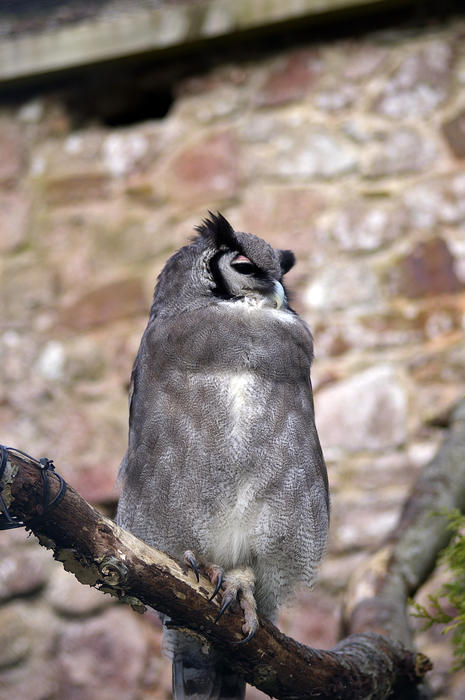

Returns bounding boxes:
[410,509,465,670]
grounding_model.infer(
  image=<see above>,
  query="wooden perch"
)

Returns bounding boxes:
[0,435,447,700]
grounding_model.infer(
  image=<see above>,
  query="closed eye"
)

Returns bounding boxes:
[231,262,256,275]
[230,254,258,275]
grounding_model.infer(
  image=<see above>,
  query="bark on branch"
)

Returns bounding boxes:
[2,424,451,699]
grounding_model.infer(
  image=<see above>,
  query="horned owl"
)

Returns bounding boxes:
[117,213,329,699]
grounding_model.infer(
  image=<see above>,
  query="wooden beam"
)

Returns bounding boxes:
[0,0,411,84]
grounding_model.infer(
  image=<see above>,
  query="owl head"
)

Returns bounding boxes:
[150,212,295,319]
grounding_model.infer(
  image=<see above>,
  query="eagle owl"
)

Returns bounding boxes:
[117,213,329,699]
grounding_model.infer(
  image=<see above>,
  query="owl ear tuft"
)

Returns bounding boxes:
[195,212,237,249]
[279,249,295,275]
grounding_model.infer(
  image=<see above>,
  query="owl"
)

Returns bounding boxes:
[117,213,329,699]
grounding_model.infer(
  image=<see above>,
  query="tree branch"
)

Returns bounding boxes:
[343,398,465,698]
[1,444,434,699]
[344,399,465,636]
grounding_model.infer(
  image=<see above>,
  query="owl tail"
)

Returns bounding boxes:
[163,623,246,700]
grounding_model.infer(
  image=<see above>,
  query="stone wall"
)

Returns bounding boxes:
[1,15,465,700]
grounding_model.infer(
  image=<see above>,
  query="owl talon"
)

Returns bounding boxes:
[184,550,199,582]
[209,571,223,601]
[203,563,224,601]
[232,626,257,645]
[214,591,235,622]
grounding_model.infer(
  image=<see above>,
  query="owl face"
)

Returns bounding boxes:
[199,213,295,309]
[210,248,285,308]
[150,212,296,320]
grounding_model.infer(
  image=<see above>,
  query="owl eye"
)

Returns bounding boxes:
[230,254,257,275]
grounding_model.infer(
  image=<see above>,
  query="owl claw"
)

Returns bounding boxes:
[209,571,223,601]
[203,563,224,601]
[214,590,235,622]
[183,550,199,582]
[232,626,257,645]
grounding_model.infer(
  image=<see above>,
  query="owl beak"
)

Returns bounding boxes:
[271,281,285,309]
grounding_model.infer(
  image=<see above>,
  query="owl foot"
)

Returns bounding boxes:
[184,553,224,602]
[183,556,258,641]
[214,567,258,643]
